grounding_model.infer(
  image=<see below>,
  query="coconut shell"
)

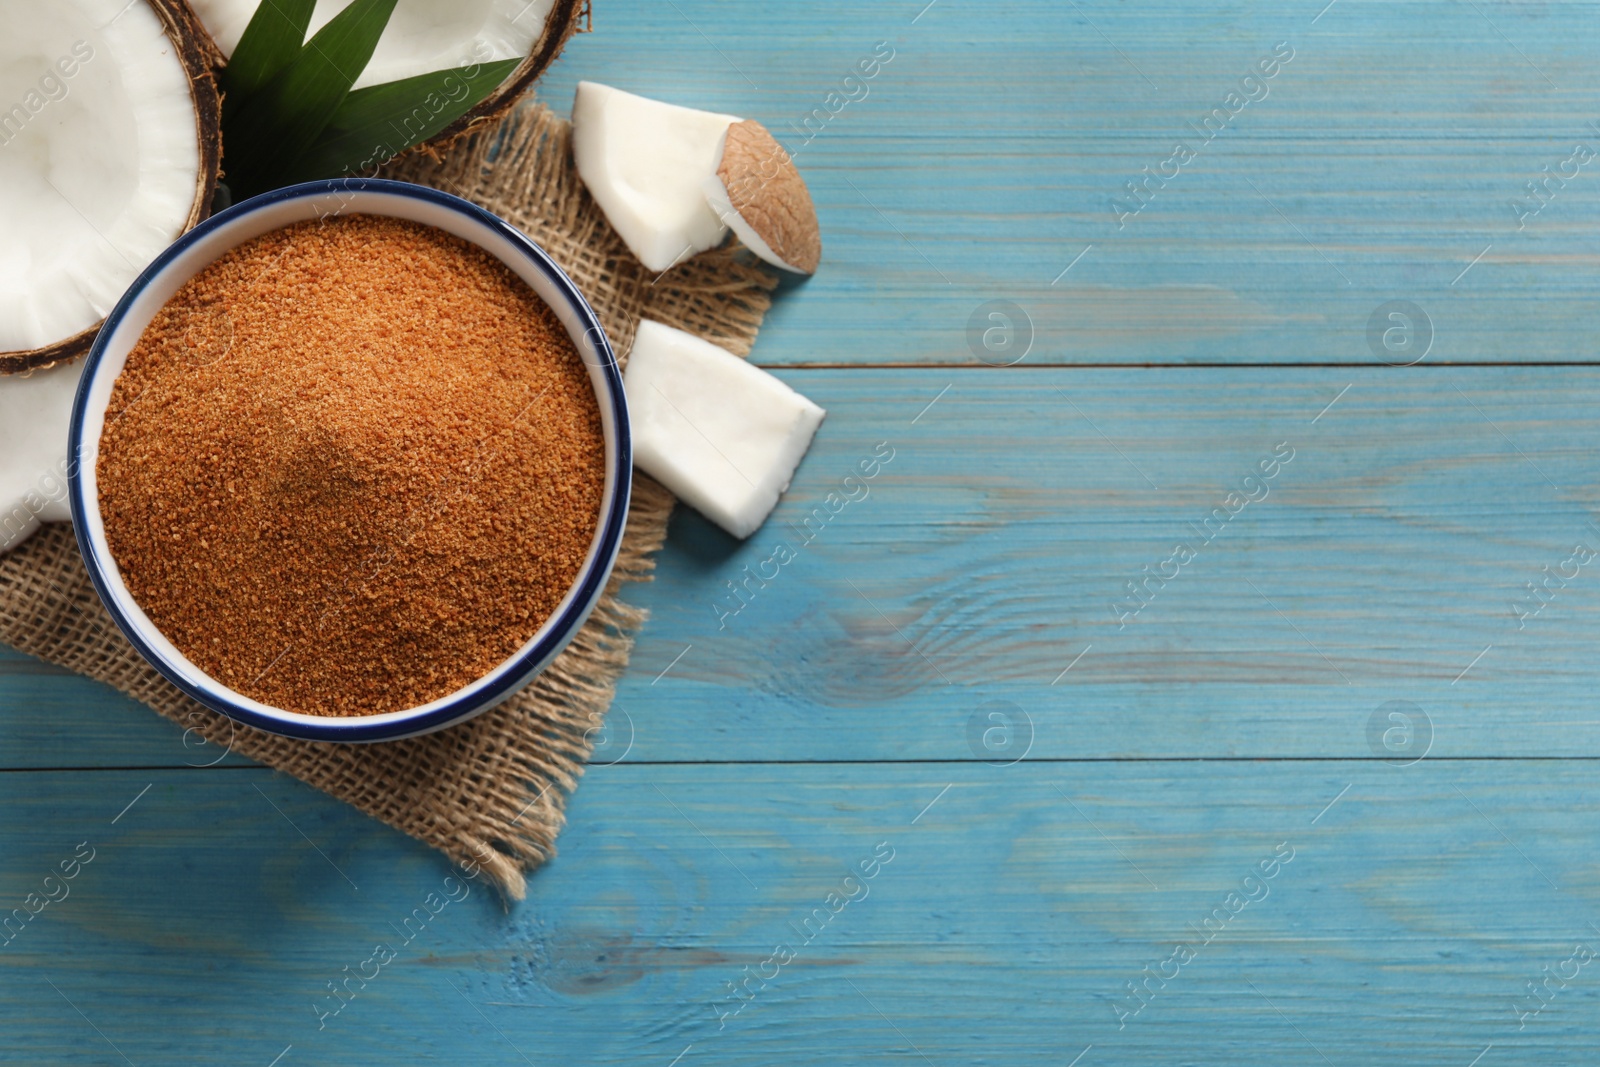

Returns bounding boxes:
[717,119,821,275]
[0,0,222,376]
[425,0,589,150]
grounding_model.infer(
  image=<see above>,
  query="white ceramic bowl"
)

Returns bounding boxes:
[68,179,631,742]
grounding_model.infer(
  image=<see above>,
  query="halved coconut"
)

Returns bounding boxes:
[0,0,220,375]
[571,80,739,272]
[702,119,821,275]
[190,0,586,143]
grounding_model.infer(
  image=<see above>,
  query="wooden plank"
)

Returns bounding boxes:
[617,366,1600,762]
[0,645,251,769]
[0,761,1593,1065]
[9,366,1600,767]
[541,0,1600,365]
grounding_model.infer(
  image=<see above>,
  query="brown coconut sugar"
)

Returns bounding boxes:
[96,214,607,717]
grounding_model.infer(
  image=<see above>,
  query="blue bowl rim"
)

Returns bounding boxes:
[67,177,633,743]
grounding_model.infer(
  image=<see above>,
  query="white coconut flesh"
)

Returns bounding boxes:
[623,320,825,540]
[0,0,201,356]
[191,0,558,90]
[702,176,789,272]
[0,360,85,551]
[571,81,739,273]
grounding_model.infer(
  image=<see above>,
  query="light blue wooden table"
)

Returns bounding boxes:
[7,1,1600,1062]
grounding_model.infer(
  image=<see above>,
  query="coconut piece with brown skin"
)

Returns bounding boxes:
[0,0,221,376]
[702,119,821,275]
[570,85,822,275]
[571,81,740,272]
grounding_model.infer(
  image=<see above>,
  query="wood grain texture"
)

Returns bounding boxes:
[7,1,1600,1064]
[540,0,1600,365]
[0,764,1595,1066]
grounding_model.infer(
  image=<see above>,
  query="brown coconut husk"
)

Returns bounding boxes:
[717,119,822,275]
[426,0,589,150]
[0,0,222,377]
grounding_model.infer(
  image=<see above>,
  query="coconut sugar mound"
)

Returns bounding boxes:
[96,214,607,717]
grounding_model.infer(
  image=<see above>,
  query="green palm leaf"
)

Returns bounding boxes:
[221,0,316,121]
[283,59,522,184]
[226,0,399,197]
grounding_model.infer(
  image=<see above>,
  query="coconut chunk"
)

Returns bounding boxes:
[571,82,739,273]
[702,120,821,275]
[192,0,559,90]
[0,360,85,552]
[624,320,824,540]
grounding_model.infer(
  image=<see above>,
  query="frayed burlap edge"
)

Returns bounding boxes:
[0,102,777,900]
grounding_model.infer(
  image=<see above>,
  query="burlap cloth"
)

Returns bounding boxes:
[0,103,776,899]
